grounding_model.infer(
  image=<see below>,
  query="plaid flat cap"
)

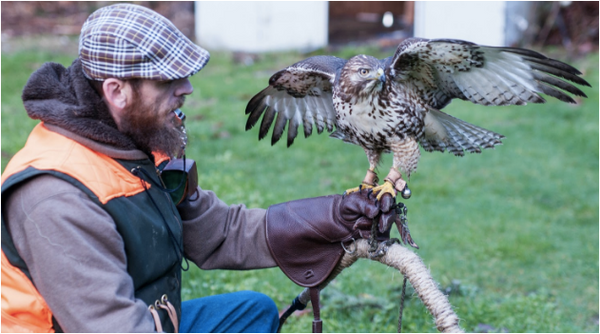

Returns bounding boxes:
[79,3,210,81]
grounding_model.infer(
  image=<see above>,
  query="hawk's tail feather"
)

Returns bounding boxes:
[420,108,504,156]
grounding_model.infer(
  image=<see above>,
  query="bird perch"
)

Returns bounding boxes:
[290,239,464,333]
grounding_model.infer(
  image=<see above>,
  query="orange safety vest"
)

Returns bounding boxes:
[2,123,181,332]
[1,252,54,333]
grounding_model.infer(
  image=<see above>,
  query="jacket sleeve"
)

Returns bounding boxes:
[177,186,277,270]
[4,175,158,332]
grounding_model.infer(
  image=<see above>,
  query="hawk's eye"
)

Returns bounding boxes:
[358,68,370,76]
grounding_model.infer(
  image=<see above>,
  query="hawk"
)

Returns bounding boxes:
[245,38,590,200]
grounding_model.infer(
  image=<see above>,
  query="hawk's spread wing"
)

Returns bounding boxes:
[388,38,590,109]
[245,55,347,147]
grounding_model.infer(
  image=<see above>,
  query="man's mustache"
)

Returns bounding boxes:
[174,96,186,110]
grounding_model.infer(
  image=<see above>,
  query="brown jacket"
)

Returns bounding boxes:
[3,59,275,332]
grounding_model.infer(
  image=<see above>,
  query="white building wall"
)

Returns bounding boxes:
[414,1,507,46]
[195,1,328,52]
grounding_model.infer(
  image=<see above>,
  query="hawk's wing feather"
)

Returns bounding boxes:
[421,108,505,156]
[389,38,590,109]
[245,55,347,147]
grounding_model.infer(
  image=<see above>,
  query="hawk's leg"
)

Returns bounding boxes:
[372,138,420,200]
[344,149,381,195]
[378,167,410,199]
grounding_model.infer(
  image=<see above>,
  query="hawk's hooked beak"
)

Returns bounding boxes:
[375,68,385,84]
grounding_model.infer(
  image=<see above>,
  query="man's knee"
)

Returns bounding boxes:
[240,291,278,314]
[238,291,279,331]
[180,291,279,333]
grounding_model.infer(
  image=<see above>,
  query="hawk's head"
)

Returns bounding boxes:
[338,55,385,102]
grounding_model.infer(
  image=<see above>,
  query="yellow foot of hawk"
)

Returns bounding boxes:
[371,180,398,201]
[344,169,378,196]
[344,183,375,196]
[379,167,411,200]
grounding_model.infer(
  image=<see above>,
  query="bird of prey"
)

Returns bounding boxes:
[245,38,590,200]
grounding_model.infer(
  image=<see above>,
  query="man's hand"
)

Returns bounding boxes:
[344,191,395,241]
[348,192,418,249]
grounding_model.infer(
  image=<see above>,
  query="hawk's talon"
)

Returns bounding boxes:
[344,182,375,196]
[371,180,398,201]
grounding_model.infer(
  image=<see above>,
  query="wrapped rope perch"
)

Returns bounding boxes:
[295,239,464,333]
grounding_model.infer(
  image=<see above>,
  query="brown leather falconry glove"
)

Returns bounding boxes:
[265,190,396,288]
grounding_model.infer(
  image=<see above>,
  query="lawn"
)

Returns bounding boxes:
[2,37,598,332]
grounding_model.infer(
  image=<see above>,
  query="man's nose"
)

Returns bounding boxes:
[174,78,194,96]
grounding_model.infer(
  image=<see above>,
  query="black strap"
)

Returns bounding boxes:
[310,287,322,333]
[52,316,63,333]
[277,294,307,332]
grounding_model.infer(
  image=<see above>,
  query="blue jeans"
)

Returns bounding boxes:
[179,291,279,333]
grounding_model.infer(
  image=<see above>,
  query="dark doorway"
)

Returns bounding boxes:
[328,1,414,46]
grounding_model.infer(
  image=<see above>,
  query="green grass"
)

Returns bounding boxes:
[2,37,598,332]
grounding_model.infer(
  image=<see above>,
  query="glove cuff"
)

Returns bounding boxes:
[265,195,349,287]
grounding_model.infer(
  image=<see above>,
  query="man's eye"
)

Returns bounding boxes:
[159,80,174,86]
[359,69,370,76]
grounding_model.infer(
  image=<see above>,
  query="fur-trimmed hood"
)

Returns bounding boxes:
[21,59,137,150]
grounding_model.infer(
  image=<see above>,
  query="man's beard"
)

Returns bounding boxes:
[120,93,187,159]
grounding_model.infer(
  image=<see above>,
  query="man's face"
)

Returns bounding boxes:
[120,78,193,158]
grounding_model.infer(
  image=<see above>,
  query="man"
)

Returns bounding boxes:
[1,4,397,332]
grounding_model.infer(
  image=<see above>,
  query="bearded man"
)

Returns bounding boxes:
[1,4,397,333]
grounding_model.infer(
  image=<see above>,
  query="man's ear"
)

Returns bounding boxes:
[102,78,131,110]
[102,78,133,129]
